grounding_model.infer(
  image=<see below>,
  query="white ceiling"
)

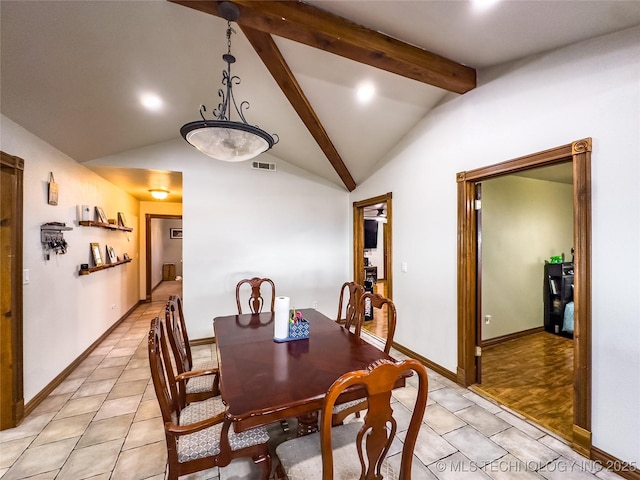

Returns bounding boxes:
[2,1,639,199]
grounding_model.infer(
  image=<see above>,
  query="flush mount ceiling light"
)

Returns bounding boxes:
[180,2,278,162]
[149,189,169,200]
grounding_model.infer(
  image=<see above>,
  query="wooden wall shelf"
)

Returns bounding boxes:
[79,258,132,275]
[79,221,132,232]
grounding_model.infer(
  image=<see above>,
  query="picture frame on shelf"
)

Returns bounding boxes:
[95,206,108,224]
[91,242,103,266]
[106,245,117,264]
[170,228,182,239]
[117,212,127,227]
[123,253,130,261]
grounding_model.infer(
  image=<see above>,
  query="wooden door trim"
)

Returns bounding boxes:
[353,193,392,299]
[1,151,25,429]
[145,214,183,302]
[456,138,592,455]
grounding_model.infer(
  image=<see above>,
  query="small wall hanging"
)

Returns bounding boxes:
[48,172,58,205]
[41,222,72,260]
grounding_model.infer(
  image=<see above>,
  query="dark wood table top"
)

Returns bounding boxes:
[213,308,398,432]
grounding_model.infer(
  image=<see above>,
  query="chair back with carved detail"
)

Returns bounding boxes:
[336,281,364,332]
[276,359,428,480]
[148,317,271,480]
[235,277,276,314]
[165,295,220,406]
[357,292,397,353]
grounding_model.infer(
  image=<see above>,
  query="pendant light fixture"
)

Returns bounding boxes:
[180,2,278,162]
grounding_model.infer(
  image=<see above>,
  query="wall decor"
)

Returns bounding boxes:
[117,212,127,227]
[170,228,182,239]
[48,172,58,205]
[106,245,117,264]
[91,242,103,266]
[95,207,108,224]
[81,205,91,221]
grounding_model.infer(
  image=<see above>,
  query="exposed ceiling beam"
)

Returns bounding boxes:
[170,0,476,94]
[240,26,356,192]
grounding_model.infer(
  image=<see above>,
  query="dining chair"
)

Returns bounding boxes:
[335,281,364,331]
[166,295,220,406]
[235,277,276,314]
[332,292,398,425]
[276,358,429,480]
[148,317,272,480]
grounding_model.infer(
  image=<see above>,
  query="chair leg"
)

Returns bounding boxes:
[254,454,272,480]
[275,463,288,480]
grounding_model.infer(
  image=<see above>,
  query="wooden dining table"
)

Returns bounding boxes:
[213,308,402,436]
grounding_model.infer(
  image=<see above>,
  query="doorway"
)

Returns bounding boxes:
[456,138,592,456]
[145,214,183,302]
[1,151,24,429]
[353,193,392,338]
[475,165,574,440]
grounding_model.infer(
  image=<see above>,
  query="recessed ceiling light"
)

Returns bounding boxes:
[356,82,375,104]
[140,93,163,112]
[471,0,500,11]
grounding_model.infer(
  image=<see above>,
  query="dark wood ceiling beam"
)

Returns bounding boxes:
[241,26,356,192]
[170,0,476,94]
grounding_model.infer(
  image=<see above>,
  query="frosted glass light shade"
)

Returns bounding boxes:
[181,120,274,162]
[149,189,169,200]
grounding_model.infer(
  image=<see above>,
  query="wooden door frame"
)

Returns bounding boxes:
[353,193,392,299]
[456,138,592,455]
[1,151,24,429]
[145,213,183,302]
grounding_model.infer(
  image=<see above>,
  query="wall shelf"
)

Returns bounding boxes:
[79,220,132,232]
[79,258,132,275]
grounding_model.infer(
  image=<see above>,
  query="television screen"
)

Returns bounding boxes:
[364,219,378,249]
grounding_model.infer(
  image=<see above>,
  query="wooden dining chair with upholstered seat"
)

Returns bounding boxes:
[276,358,428,480]
[235,277,276,314]
[148,317,272,480]
[332,292,398,425]
[335,281,364,331]
[166,295,220,406]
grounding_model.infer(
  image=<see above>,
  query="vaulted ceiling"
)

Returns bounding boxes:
[2,1,639,199]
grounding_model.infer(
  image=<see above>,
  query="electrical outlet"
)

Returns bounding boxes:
[23,269,30,284]
[312,300,318,309]
[484,315,491,324]
[401,261,408,273]
[111,304,116,310]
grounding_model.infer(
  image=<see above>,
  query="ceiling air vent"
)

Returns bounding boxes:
[251,161,276,172]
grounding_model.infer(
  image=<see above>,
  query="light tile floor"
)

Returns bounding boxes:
[0,294,626,480]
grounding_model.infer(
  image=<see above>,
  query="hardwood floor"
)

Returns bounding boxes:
[474,331,574,440]
[361,279,389,338]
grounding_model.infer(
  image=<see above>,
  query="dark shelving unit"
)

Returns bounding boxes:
[543,262,574,338]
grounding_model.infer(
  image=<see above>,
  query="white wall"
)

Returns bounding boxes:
[481,175,573,340]
[350,27,640,464]
[1,115,140,402]
[88,141,350,339]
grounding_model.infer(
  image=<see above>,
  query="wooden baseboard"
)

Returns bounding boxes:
[391,342,458,383]
[23,301,143,418]
[190,337,215,347]
[481,326,545,348]
[590,447,640,480]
